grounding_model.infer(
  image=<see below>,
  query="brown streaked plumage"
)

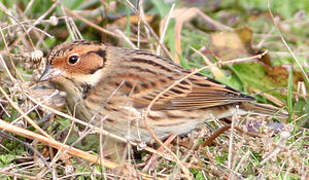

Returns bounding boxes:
[39,40,288,142]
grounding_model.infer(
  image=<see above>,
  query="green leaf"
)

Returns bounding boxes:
[149,0,171,17]
[232,63,287,101]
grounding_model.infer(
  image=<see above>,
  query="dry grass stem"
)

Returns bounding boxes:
[0,1,307,179]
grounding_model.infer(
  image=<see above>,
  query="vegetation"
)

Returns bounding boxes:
[0,0,308,179]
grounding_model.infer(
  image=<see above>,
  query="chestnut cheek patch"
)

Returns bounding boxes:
[85,49,106,74]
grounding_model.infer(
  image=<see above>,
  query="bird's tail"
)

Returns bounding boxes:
[240,102,289,120]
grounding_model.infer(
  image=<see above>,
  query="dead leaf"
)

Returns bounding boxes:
[113,15,155,26]
[208,27,254,61]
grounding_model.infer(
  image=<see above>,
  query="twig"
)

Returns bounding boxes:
[25,0,59,35]
[0,119,159,179]
[116,29,137,49]
[228,106,238,172]
[0,86,51,139]
[196,9,232,31]
[267,0,309,88]
[156,3,175,55]
[63,6,147,43]
[0,118,118,169]
[24,93,174,161]
[143,51,268,177]
[201,125,231,147]
[125,0,174,60]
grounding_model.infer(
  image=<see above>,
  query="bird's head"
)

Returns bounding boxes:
[39,40,107,88]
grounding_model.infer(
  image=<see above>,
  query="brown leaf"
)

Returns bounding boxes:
[208,27,253,61]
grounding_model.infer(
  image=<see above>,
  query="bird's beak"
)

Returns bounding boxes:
[39,65,63,82]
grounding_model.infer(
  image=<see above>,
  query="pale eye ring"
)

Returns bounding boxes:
[68,54,80,65]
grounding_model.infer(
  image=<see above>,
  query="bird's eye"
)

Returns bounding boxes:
[68,54,79,65]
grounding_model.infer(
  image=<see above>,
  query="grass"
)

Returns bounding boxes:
[0,0,308,179]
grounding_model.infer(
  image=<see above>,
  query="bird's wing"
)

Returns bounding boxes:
[108,48,255,111]
[131,72,255,111]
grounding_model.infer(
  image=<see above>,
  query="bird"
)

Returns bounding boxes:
[39,40,288,143]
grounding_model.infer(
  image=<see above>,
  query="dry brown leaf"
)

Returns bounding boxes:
[208,27,253,61]
[113,15,155,26]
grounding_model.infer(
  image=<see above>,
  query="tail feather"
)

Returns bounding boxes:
[240,102,289,120]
